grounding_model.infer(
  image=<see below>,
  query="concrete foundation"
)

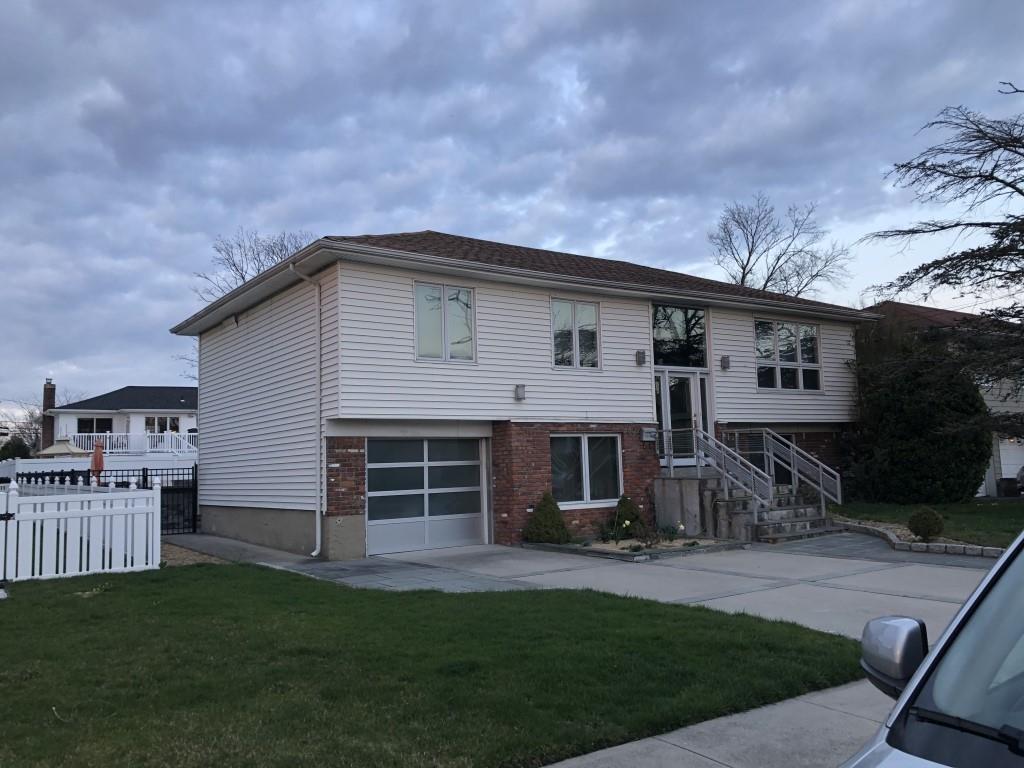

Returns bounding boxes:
[200,505,316,556]
[322,514,367,560]
[652,477,703,535]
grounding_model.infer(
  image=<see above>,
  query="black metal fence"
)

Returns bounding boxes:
[14,465,198,535]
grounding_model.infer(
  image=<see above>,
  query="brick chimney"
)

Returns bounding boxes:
[41,378,56,450]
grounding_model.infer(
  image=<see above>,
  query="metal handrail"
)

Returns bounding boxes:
[656,428,773,521]
[722,428,842,515]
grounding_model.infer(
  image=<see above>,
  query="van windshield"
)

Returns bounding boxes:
[893,548,1024,765]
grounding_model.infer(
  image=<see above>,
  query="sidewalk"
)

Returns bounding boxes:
[547,681,889,767]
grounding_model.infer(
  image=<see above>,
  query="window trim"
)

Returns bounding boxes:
[365,438,483,526]
[549,433,623,509]
[551,298,602,370]
[753,319,823,392]
[414,281,477,363]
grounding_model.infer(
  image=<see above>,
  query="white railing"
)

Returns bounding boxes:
[68,432,198,455]
[722,428,842,514]
[1,479,161,582]
[657,428,774,520]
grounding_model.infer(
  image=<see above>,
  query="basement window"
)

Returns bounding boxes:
[550,434,622,506]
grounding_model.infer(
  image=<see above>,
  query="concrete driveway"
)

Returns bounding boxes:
[385,542,986,640]
[385,540,990,767]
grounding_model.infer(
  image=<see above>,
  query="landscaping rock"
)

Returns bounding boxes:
[964,545,983,556]
[910,543,928,552]
[983,547,1003,558]
[894,542,911,551]
[926,543,947,554]
[945,545,964,555]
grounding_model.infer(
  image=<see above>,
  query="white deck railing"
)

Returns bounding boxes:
[1,479,161,582]
[67,432,198,455]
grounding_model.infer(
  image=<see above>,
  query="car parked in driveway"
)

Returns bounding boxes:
[844,531,1024,767]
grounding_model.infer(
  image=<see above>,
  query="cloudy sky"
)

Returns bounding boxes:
[2,0,1022,406]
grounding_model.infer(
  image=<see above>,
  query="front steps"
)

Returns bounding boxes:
[703,475,838,544]
[653,470,843,544]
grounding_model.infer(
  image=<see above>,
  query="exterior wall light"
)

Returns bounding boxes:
[513,384,527,401]
[635,350,647,366]
[720,355,731,370]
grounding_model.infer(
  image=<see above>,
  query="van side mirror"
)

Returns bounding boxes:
[861,616,929,699]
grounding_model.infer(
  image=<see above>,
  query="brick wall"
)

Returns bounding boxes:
[325,436,366,517]
[716,421,847,469]
[491,421,661,545]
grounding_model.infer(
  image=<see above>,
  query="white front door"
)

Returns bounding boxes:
[654,370,710,464]
[365,437,486,555]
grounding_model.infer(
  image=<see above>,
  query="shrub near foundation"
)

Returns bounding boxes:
[907,507,944,542]
[522,491,571,544]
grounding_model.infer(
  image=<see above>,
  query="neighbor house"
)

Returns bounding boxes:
[864,300,1024,496]
[172,231,877,559]
[42,381,198,456]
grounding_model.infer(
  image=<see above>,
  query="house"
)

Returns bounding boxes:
[42,381,199,456]
[864,300,1024,496]
[171,230,877,559]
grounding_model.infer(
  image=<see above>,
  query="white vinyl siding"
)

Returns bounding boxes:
[710,307,857,423]
[198,268,338,511]
[335,262,654,422]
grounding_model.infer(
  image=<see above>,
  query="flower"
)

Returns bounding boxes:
[623,520,631,527]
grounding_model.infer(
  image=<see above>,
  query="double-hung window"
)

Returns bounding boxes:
[551,299,599,368]
[415,282,475,361]
[550,434,621,505]
[145,416,180,433]
[754,320,821,390]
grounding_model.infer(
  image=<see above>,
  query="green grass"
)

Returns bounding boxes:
[838,499,1024,548]
[1,564,862,768]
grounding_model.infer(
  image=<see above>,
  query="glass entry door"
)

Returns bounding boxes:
[654,371,709,464]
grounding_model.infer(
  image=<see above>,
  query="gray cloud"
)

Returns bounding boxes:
[1,0,1022,402]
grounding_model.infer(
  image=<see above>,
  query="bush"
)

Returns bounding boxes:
[609,495,645,542]
[848,354,991,504]
[0,435,32,461]
[908,507,945,542]
[522,491,570,544]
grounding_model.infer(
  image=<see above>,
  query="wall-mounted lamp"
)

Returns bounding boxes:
[720,355,731,370]
[635,350,647,366]
[513,384,527,401]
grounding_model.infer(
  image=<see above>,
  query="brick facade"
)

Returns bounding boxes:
[715,421,848,469]
[491,421,661,545]
[325,436,366,517]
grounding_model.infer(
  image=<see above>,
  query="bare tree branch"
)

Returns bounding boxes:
[708,193,852,297]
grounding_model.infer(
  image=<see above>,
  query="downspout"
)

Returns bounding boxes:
[290,264,324,557]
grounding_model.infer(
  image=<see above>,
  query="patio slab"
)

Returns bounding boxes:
[817,563,986,603]
[653,549,898,581]
[384,544,610,578]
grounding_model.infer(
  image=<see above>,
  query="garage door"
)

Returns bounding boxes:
[365,438,485,555]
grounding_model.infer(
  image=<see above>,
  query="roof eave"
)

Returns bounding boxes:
[171,239,877,335]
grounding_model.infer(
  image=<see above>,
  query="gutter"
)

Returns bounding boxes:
[289,263,325,558]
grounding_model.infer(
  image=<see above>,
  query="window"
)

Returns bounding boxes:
[415,282,475,361]
[145,416,180,433]
[652,305,707,368]
[76,417,113,434]
[754,320,821,390]
[550,434,621,505]
[551,299,599,368]
[365,439,482,522]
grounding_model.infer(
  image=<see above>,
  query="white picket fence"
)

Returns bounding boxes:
[0,478,161,582]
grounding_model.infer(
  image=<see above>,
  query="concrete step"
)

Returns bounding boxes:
[757,523,848,544]
[758,506,824,523]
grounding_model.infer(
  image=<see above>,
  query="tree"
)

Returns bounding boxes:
[0,434,32,461]
[193,228,314,304]
[708,192,852,297]
[180,228,315,379]
[0,387,85,454]
[847,350,991,504]
[869,84,1024,434]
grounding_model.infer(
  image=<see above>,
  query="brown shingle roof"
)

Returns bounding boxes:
[327,230,866,315]
[864,300,977,330]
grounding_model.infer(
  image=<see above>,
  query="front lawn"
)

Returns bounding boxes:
[838,499,1024,548]
[1,564,862,768]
